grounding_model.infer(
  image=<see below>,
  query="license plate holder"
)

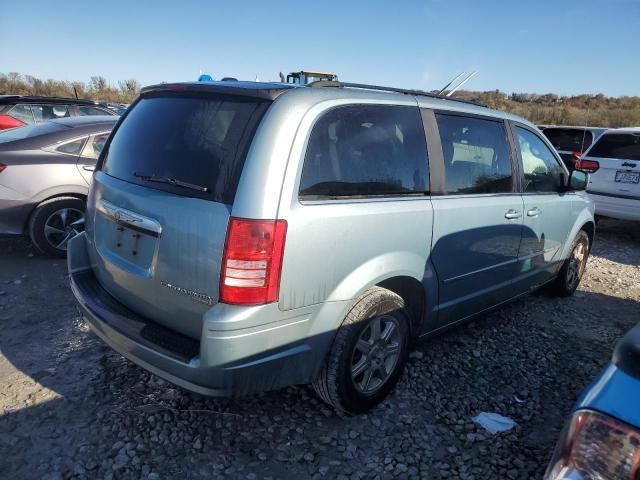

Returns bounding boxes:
[615,171,640,184]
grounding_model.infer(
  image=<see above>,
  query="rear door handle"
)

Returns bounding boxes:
[527,208,541,217]
[82,165,96,172]
[504,209,522,219]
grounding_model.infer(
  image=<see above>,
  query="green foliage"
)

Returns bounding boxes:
[0,72,140,103]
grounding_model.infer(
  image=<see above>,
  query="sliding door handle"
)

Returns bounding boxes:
[527,208,541,217]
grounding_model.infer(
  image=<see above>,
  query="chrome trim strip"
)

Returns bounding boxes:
[96,199,162,238]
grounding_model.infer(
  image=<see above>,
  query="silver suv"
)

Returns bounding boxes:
[68,81,595,413]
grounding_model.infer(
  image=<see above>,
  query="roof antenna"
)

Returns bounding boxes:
[437,72,464,95]
[446,71,477,97]
[73,86,78,99]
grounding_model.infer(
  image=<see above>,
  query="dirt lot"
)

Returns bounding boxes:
[1,219,639,480]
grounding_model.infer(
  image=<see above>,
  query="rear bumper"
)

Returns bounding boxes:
[588,192,640,221]
[68,233,341,396]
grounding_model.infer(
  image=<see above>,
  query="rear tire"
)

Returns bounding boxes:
[28,197,85,257]
[549,231,590,297]
[312,287,410,414]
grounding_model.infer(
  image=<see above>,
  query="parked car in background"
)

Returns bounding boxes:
[0,95,117,131]
[579,127,640,221]
[68,80,594,414]
[542,126,606,169]
[545,322,640,479]
[0,116,117,255]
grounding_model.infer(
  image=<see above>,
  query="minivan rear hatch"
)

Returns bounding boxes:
[87,86,273,339]
[584,132,640,198]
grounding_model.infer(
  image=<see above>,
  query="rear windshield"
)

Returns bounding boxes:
[101,93,270,204]
[0,121,67,144]
[543,128,593,152]
[587,133,640,160]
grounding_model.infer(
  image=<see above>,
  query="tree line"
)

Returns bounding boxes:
[2,72,639,127]
[0,72,140,104]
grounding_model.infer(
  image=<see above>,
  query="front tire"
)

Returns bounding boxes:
[28,197,85,257]
[312,287,410,414]
[549,230,590,297]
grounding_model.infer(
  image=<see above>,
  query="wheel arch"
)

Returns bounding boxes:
[376,276,425,337]
[23,192,87,232]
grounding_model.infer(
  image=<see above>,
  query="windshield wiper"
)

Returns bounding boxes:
[133,172,209,193]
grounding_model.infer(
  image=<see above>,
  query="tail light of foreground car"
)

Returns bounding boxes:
[220,218,287,305]
[545,410,640,480]
[575,159,600,173]
[0,114,26,131]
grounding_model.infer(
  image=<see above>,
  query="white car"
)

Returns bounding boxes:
[579,127,640,221]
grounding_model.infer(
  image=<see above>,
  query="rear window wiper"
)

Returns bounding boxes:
[133,172,209,193]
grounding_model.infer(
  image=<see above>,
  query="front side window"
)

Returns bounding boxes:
[55,137,87,155]
[81,133,110,159]
[78,106,113,116]
[436,114,513,194]
[299,105,429,198]
[9,104,35,124]
[31,104,70,122]
[587,133,640,161]
[516,127,565,193]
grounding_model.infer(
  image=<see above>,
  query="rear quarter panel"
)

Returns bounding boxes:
[274,96,434,331]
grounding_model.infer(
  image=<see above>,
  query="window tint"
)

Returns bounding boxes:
[587,133,640,161]
[9,104,34,124]
[436,114,513,194]
[32,105,70,122]
[56,137,86,155]
[543,128,593,152]
[78,106,113,116]
[81,133,110,159]
[0,122,67,143]
[299,105,428,197]
[102,93,270,204]
[516,127,565,193]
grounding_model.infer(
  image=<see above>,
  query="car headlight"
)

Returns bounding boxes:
[545,410,640,480]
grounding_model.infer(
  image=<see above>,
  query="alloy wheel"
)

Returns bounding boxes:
[44,208,85,252]
[350,314,402,396]
[566,241,587,290]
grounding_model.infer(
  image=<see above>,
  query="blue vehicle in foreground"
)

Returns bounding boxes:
[545,323,640,479]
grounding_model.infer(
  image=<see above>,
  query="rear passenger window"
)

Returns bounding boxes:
[55,137,86,155]
[299,105,429,198]
[516,127,565,193]
[436,114,513,194]
[9,104,34,124]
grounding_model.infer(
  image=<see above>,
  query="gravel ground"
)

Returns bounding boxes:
[1,219,638,480]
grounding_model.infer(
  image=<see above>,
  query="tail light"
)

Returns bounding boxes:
[0,114,26,131]
[575,159,600,173]
[0,163,5,173]
[220,217,287,305]
[545,410,640,480]
[572,151,583,160]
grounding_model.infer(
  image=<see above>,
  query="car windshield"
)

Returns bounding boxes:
[587,133,640,160]
[543,128,593,152]
[0,121,68,144]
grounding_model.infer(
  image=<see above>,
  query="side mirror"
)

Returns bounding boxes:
[569,170,588,191]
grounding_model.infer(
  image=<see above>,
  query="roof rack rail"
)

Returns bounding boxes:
[308,81,486,107]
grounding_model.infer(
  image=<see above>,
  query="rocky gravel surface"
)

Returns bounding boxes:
[1,219,639,480]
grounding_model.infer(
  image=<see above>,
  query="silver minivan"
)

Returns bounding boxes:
[68,81,595,413]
